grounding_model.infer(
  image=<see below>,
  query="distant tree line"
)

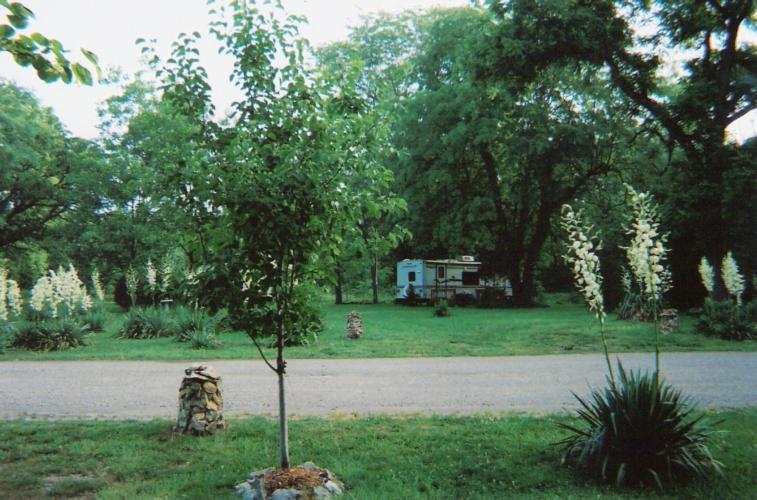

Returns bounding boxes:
[1,0,754,309]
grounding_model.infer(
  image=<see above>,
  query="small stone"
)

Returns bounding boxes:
[270,489,303,500]
[312,486,331,499]
[206,401,218,411]
[322,480,343,495]
[236,481,263,500]
[203,382,218,393]
[247,469,274,482]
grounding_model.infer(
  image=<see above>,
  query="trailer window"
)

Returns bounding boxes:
[462,272,479,286]
[437,267,445,279]
[408,271,416,282]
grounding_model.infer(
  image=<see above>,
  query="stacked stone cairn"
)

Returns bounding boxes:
[236,462,344,500]
[660,308,679,335]
[175,364,225,435]
[345,311,363,339]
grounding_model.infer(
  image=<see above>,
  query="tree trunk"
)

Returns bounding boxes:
[334,263,344,305]
[277,368,289,469]
[370,255,379,304]
[276,326,290,469]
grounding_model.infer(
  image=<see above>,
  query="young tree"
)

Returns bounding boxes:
[182,0,352,469]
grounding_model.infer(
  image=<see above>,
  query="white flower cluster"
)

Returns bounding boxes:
[160,258,172,295]
[6,279,23,318]
[561,205,605,319]
[125,266,139,305]
[30,265,92,318]
[698,257,714,294]
[146,259,158,293]
[621,268,632,294]
[625,186,670,302]
[91,269,105,303]
[0,266,7,321]
[30,272,54,316]
[721,251,745,305]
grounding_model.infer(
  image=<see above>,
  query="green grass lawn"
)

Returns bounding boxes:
[1,409,754,499]
[2,297,755,360]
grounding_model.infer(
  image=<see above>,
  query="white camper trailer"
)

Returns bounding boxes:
[395,257,511,304]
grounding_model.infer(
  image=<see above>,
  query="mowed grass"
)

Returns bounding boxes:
[0,409,754,499]
[2,296,755,360]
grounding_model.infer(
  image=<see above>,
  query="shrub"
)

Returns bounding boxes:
[477,288,510,308]
[0,319,16,352]
[433,299,449,317]
[118,307,176,339]
[173,307,227,342]
[81,310,109,333]
[12,320,89,351]
[616,288,659,322]
[696,299,755,341]
[188,329,222,349]
[559,364,722,489]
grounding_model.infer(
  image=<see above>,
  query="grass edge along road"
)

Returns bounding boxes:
[2,299,755,361]
[1,409,755,499]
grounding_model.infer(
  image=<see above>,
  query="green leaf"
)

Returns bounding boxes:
[71,62,92,85]
[7,2,32,29]
[80,48,98,65]
[30,32,48,46]
[12,51,33,66]
[0,24,14,39]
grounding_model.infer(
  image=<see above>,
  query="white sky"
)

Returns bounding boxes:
[1,0,754,142]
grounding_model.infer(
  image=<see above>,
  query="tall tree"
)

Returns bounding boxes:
[317,24,412,304]
[0,83,105,252]
[396,7,636,305]
[487,0,756,302]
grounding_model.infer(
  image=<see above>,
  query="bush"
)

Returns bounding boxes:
[0,320,16,353]
[173,307,227,342]
[433,299,449,317]
[118,308,177,339]
[559,363,722,489]
[188,329,222,349]
[616,289,660,322]
[696,299,755,341]
[477,288,510,308]
[81,310,109,333]
[12,320,89,351]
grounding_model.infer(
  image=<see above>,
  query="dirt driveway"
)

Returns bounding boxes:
[1,352,755,419]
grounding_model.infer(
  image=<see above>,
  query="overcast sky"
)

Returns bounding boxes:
[1,0,754,142]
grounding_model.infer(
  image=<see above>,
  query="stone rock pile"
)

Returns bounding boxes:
[345,311,363,339]
[175,364,225,435]
[236,462,344,500]
[660,308,679,335]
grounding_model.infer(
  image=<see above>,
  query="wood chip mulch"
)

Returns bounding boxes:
[263,467,328,491]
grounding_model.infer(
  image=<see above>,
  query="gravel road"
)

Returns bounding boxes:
[1,352,755,419]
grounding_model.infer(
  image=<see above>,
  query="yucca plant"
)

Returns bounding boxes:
[117,307,177,339]
[12,320,89,351]
[560,198,722,490]
[433,299,450,317]
[0,319,16,353]
[81,310,109,333]
[188,329,222,349]
[172,306,226,342]
[559,362,723,489]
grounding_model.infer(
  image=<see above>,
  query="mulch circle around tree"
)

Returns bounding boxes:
[237,462,344,499]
